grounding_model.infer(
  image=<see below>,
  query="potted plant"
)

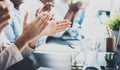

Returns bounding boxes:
[107,14,120,39]
[107,14,120,31]
[105,52,118,70]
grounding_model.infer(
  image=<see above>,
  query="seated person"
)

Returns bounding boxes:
[19,0,71,47]
[62,0,90,40]
[4,0,24,43]
[24,0,82,47]
[0,1,59,70]
[4,0,70,47]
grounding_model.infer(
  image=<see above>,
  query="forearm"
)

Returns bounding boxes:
[64,9,78,27]
[0,44,23,70]
[14,34,28,52]
[28,34,43,49]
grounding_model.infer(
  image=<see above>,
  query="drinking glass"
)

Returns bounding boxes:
[81,39,101,70]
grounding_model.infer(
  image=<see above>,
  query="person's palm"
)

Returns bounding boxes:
[41,20,71,36]
[22,12,53,42]
[69,1,82,12]
[36,2,53,16]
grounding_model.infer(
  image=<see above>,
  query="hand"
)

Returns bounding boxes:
[41,19,71,36]
[28,19,71,49]
[69,1,82,12]
[14,12,54,51]
[0,1,10,32]
[23,12,54,42]
[36,2,53,16]
[40,0,54,5]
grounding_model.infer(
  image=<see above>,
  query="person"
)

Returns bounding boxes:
[3,0,24,42]
[22,0,88,47]
[20,0,71,47]
[46,0,84,40]
[3,0,70,47]
[0,1,54,70]
[64,0,90,40]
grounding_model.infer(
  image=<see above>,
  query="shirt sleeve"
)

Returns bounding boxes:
[21,43,33,58]
[4,21,15,42]
[0,43,23,70]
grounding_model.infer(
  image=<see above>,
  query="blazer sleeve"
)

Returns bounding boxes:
[0,43,23,70]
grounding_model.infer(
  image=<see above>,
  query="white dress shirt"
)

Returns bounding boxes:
[0,43,23,70]
[0,38,33,70]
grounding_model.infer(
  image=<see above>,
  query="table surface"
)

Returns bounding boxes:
[36,39,107,66]
[8,38,120,70]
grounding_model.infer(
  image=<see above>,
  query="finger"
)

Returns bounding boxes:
[36,12,49,27]
[38,14,53,33]
[0,12,10,23]
[57,21,71,25]
[38,13,53,27]
[56,20,71,26]
[0,7,9,16]
[0,1,8,9]
[38,13,52,27]
[37,13,49,30]
[38,20,49,35]
[40,2,52,12]
[57,24,70,29]
[0,19,9,29]
[56,20,67,24]
[33,12,49,35]
[56,27,67,33]
[33,12,47,24]
[57,23,70,28]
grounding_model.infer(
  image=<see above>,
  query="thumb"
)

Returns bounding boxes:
[23,12,28,28]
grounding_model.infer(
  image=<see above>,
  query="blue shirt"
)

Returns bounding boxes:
[74,10,85,25]
[4,8,23,42]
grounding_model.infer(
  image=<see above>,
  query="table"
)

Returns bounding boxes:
[7,38,112,70]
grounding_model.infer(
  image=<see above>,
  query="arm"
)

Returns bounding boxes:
[0,3,53,69]
[0,2,23,69]
[64,9,78,27]
[14,12,53,51]
[64,1,82,27]
[0,44,23,70]
[28,20,71,48]
[40,0,54,5]
[0,2,10,33]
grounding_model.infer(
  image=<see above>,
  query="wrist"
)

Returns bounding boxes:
[68,8,79,13]
[14,34,28,51]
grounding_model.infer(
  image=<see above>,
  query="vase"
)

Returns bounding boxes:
[110,31,120,45]
[105,65,119,70]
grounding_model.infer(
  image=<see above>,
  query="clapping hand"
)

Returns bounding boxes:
[36,2,53,16]
[41,20,71,36]
[0,1,10,32]
[15,12,54,51]
[69,0,82,12]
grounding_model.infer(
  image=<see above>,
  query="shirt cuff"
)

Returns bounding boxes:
[7,43,23,61]
[21,43,33,58]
